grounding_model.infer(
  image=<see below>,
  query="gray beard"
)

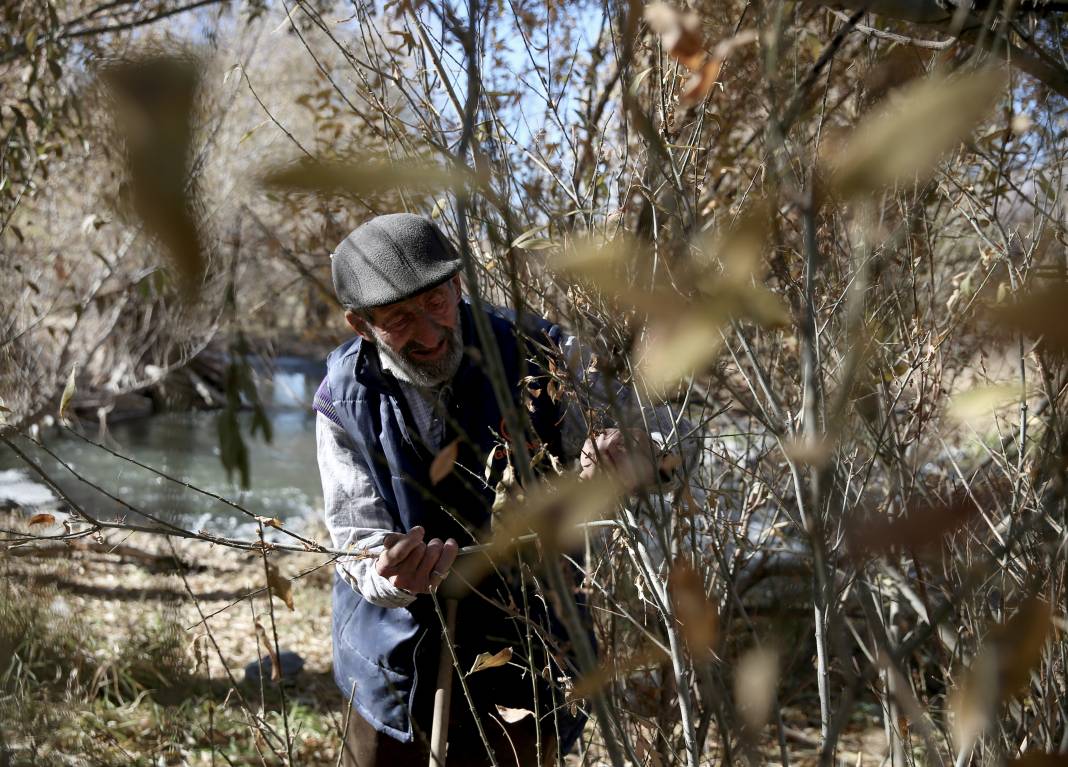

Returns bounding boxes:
[375,321,464,388]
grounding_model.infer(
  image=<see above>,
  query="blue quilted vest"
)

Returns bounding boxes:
[320,301,586,748]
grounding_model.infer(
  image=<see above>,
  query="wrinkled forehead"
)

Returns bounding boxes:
[369,279,454,324]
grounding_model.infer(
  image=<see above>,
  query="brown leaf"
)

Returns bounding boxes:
[681,58,723,104]
[254,620,281,682]
[668,562,718,660]
[988,281,1068,352]
[429,439,460,485]
[993,598,1053,696]
[571,645,668,699]
[266,562,295,611]
[494,705,534,723]
[952,598,1053,748]
[262,158,485,198]
[1008,754,1068,767]
[681,30,759,105]
[28,513,56,527]
[469,647,513,675]
[644,3,706,70]
[637,311,725,394]
[255,516,284,529]
[846,494,981,558]
[103,56,204,295]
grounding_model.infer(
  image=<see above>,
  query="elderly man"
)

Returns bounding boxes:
[315,214,689,767]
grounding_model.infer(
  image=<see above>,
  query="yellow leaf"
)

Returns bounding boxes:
[266,562,295,611]
[469,647,513,675]
[255,516,284,529]
[453,474,626,593]
[429,439,460,485]
[948,383,1028,426]
[830,68,1006,200]
[59,365,77,420]
[28,513,56,527]
[637,312,724,395]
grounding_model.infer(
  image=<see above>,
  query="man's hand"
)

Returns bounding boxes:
[579,428,665,491]
[376,526,459,595]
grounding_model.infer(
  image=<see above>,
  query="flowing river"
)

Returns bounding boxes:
[0,357,326,540]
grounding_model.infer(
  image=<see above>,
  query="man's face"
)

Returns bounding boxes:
[345,275,463,387]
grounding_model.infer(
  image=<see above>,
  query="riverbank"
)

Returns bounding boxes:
[1,513,343,765]
[1,505,890,767]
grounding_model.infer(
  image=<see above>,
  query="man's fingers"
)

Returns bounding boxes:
[435,538,459,577]
[427,538,459,591]
[412,538,444,586]
[376,527,425,576]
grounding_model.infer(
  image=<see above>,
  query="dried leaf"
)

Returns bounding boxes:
[637,312,724,395]
[987,282,1068,352]
[266,562,295,610]
[254,620,282,682]
[59,365,77,420]
[735,647,779,731]
[571,645,668,699]
[103,56,204,295]
[668,562,718,660]
[644,3,706,70]
[495,705,534,723]
[28,513,56,527]
[255,516,284,529]
[681,58,723,104]
[952,599,1053,749]
[469,647,513,675]
[454,471,626,590]
[949,383,1029,426]
[1008,754,1068,767]
[429,439,460,485]
[782,436,833,467]
[830,68,1005,200]
[681,30,759,105]
[846,494,981,558]
[549,234,656,306]
[262,158,484,198]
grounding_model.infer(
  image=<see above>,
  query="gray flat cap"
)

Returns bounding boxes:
[331,213,462,311]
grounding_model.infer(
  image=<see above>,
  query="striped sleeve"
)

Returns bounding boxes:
[313,377,343,428]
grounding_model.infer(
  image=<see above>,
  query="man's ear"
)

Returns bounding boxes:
[449,273,462,301]
[344,310,375,343]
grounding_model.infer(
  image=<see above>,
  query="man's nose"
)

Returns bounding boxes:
[411,315,443,349]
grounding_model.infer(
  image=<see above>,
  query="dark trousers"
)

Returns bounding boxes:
[340,704,555,767]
